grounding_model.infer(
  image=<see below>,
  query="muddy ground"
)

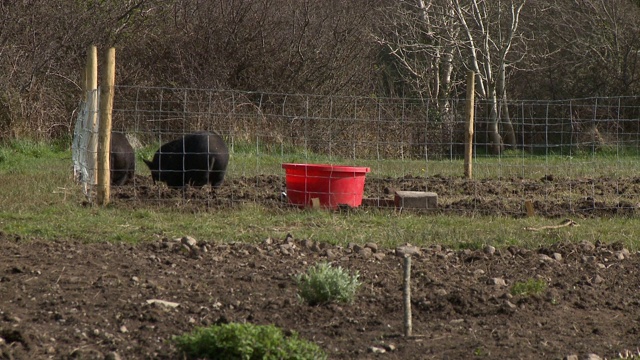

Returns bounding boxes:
[2,175,640,359]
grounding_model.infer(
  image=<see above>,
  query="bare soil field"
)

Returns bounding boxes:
[114,174,640,218]
[2,175,640,359]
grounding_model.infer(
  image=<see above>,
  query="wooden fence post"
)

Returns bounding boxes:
[97,48,116,206]
[464,70,475,179]
[403,255,412,337]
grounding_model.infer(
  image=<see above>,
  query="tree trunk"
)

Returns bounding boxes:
[499,69,516,149]
[488,86,503,155]
[501,100,517,150]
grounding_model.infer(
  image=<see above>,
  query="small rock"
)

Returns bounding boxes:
[358,247,373,259]
[146,299,180,308]
[119,325,128,333]
[539,254,553,262]
[591,275,604,284]
[504,301,517,309]
[580,241,596,252]
[263,237,273,245]
[552,253,563,261]
[614,250,628,260]
[105,352,122,360]
[500,300,517,313]
[368,346,386,354]
[325,249,337,259]
[584,354,602,360]
[434,288,448,296]
[250,245,265,255]
[582,256,597,264]
[483,245,496,255]
[473,269,485,276]
[488,278,507,286]
[181,236,197,248]
[365,243,378,253]
[500,293,513,299]
[382,343,396,352]
[279,244,291,256]
[564,355,578,360]
[373,252,386,261]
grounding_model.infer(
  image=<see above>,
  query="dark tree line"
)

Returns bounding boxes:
[0,0,639,142]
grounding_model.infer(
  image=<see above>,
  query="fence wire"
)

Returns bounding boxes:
[72,89,99,198]
[81,86,640,217]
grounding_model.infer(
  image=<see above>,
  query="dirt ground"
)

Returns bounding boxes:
[2,175,640,359]
[113,174,640,218]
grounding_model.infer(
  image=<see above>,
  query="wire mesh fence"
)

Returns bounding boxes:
[74,86,640,217]
[72,89,99,199]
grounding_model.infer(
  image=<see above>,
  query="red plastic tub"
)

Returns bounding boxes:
[282,163,371,209]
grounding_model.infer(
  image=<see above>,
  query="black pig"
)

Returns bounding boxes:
[110,132,135,186]
[143,131,229,188]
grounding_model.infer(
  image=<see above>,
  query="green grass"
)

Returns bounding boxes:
[174,322,327,360]
[2,141,640,251]
[228,141,640,179]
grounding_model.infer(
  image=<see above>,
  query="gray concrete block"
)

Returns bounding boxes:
[394,191,438,209]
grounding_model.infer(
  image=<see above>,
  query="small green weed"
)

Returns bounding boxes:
[295,262,361,305]
[510,278,547,297]
[173,322,326,360]
[473,347,488,356]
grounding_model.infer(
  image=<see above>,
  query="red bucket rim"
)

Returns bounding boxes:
[282,163,370,173]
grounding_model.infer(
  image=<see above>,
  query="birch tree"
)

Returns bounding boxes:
[374,0,459,110]
[376,0,527,155]
[452,0,526,154]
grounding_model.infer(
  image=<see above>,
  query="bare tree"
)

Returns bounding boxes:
[452,0,527,154]
[374,0,527,155]
[374,0,459,108]
[530,0,640,97]
[133,0,381,95]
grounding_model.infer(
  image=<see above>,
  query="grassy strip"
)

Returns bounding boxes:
[1,141,640,250]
